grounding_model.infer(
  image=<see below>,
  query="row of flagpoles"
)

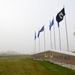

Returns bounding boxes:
[34,7,69,53]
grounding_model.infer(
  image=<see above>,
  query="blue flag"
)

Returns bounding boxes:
[39,26,44,33]
[37,26,44,38]
[49,19,54,30]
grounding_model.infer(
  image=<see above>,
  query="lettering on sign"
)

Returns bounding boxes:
[53,55,71,60]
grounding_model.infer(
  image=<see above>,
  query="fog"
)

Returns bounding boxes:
[0,0,75,54]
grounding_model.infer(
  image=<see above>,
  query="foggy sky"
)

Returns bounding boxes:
[0,0,75,54]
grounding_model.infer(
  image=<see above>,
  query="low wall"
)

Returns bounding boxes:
[31,50,75,70]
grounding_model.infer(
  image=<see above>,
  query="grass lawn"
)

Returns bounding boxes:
[0,55,75,75]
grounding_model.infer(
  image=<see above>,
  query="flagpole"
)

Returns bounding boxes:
[39,36,40,53]
[64,13,69,52]
[56,7,68,52]
[38,26,45,52]
[53,18,56,50]
[56,12,61,51]
[49,21,52,50]
[58,26,61,51]
[44,25,45,51]
[63,6,69,52]
[34,32,36,54]
[50,30,52,49]
[34,39,36,54]
[38,29,40,53]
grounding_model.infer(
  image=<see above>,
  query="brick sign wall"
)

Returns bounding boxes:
[31,50,75,65]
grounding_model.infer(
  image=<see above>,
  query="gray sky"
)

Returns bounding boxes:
[0,0,75,54]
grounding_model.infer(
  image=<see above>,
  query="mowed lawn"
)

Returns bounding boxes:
[0,55,75,75]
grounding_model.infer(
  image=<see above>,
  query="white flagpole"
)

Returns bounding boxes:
[38,29,40,53]
[53,18,56,50]
[49,20,52,50]
[39,36,40,53]
[50,30,52,49]
[63,6,69,52]
[65,14,69,52]
[44,25,45,51]
[34,32,36,54]
[58,26,61,51]
[34,39,36,54]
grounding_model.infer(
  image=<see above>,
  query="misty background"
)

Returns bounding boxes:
[0,0,75,54]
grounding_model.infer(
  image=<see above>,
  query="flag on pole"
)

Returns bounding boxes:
[34,32,36,40]
[49,19,54,30]
[37,26,44,37]
[56,8,65,27]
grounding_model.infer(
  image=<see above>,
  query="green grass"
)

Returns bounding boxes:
[0,55,75,75]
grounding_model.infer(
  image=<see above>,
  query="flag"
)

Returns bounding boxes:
[49,19,54,30]
[37,26,44,38]
[34,32,36,40]
[56,8,65,27]
[39,26,44,33]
